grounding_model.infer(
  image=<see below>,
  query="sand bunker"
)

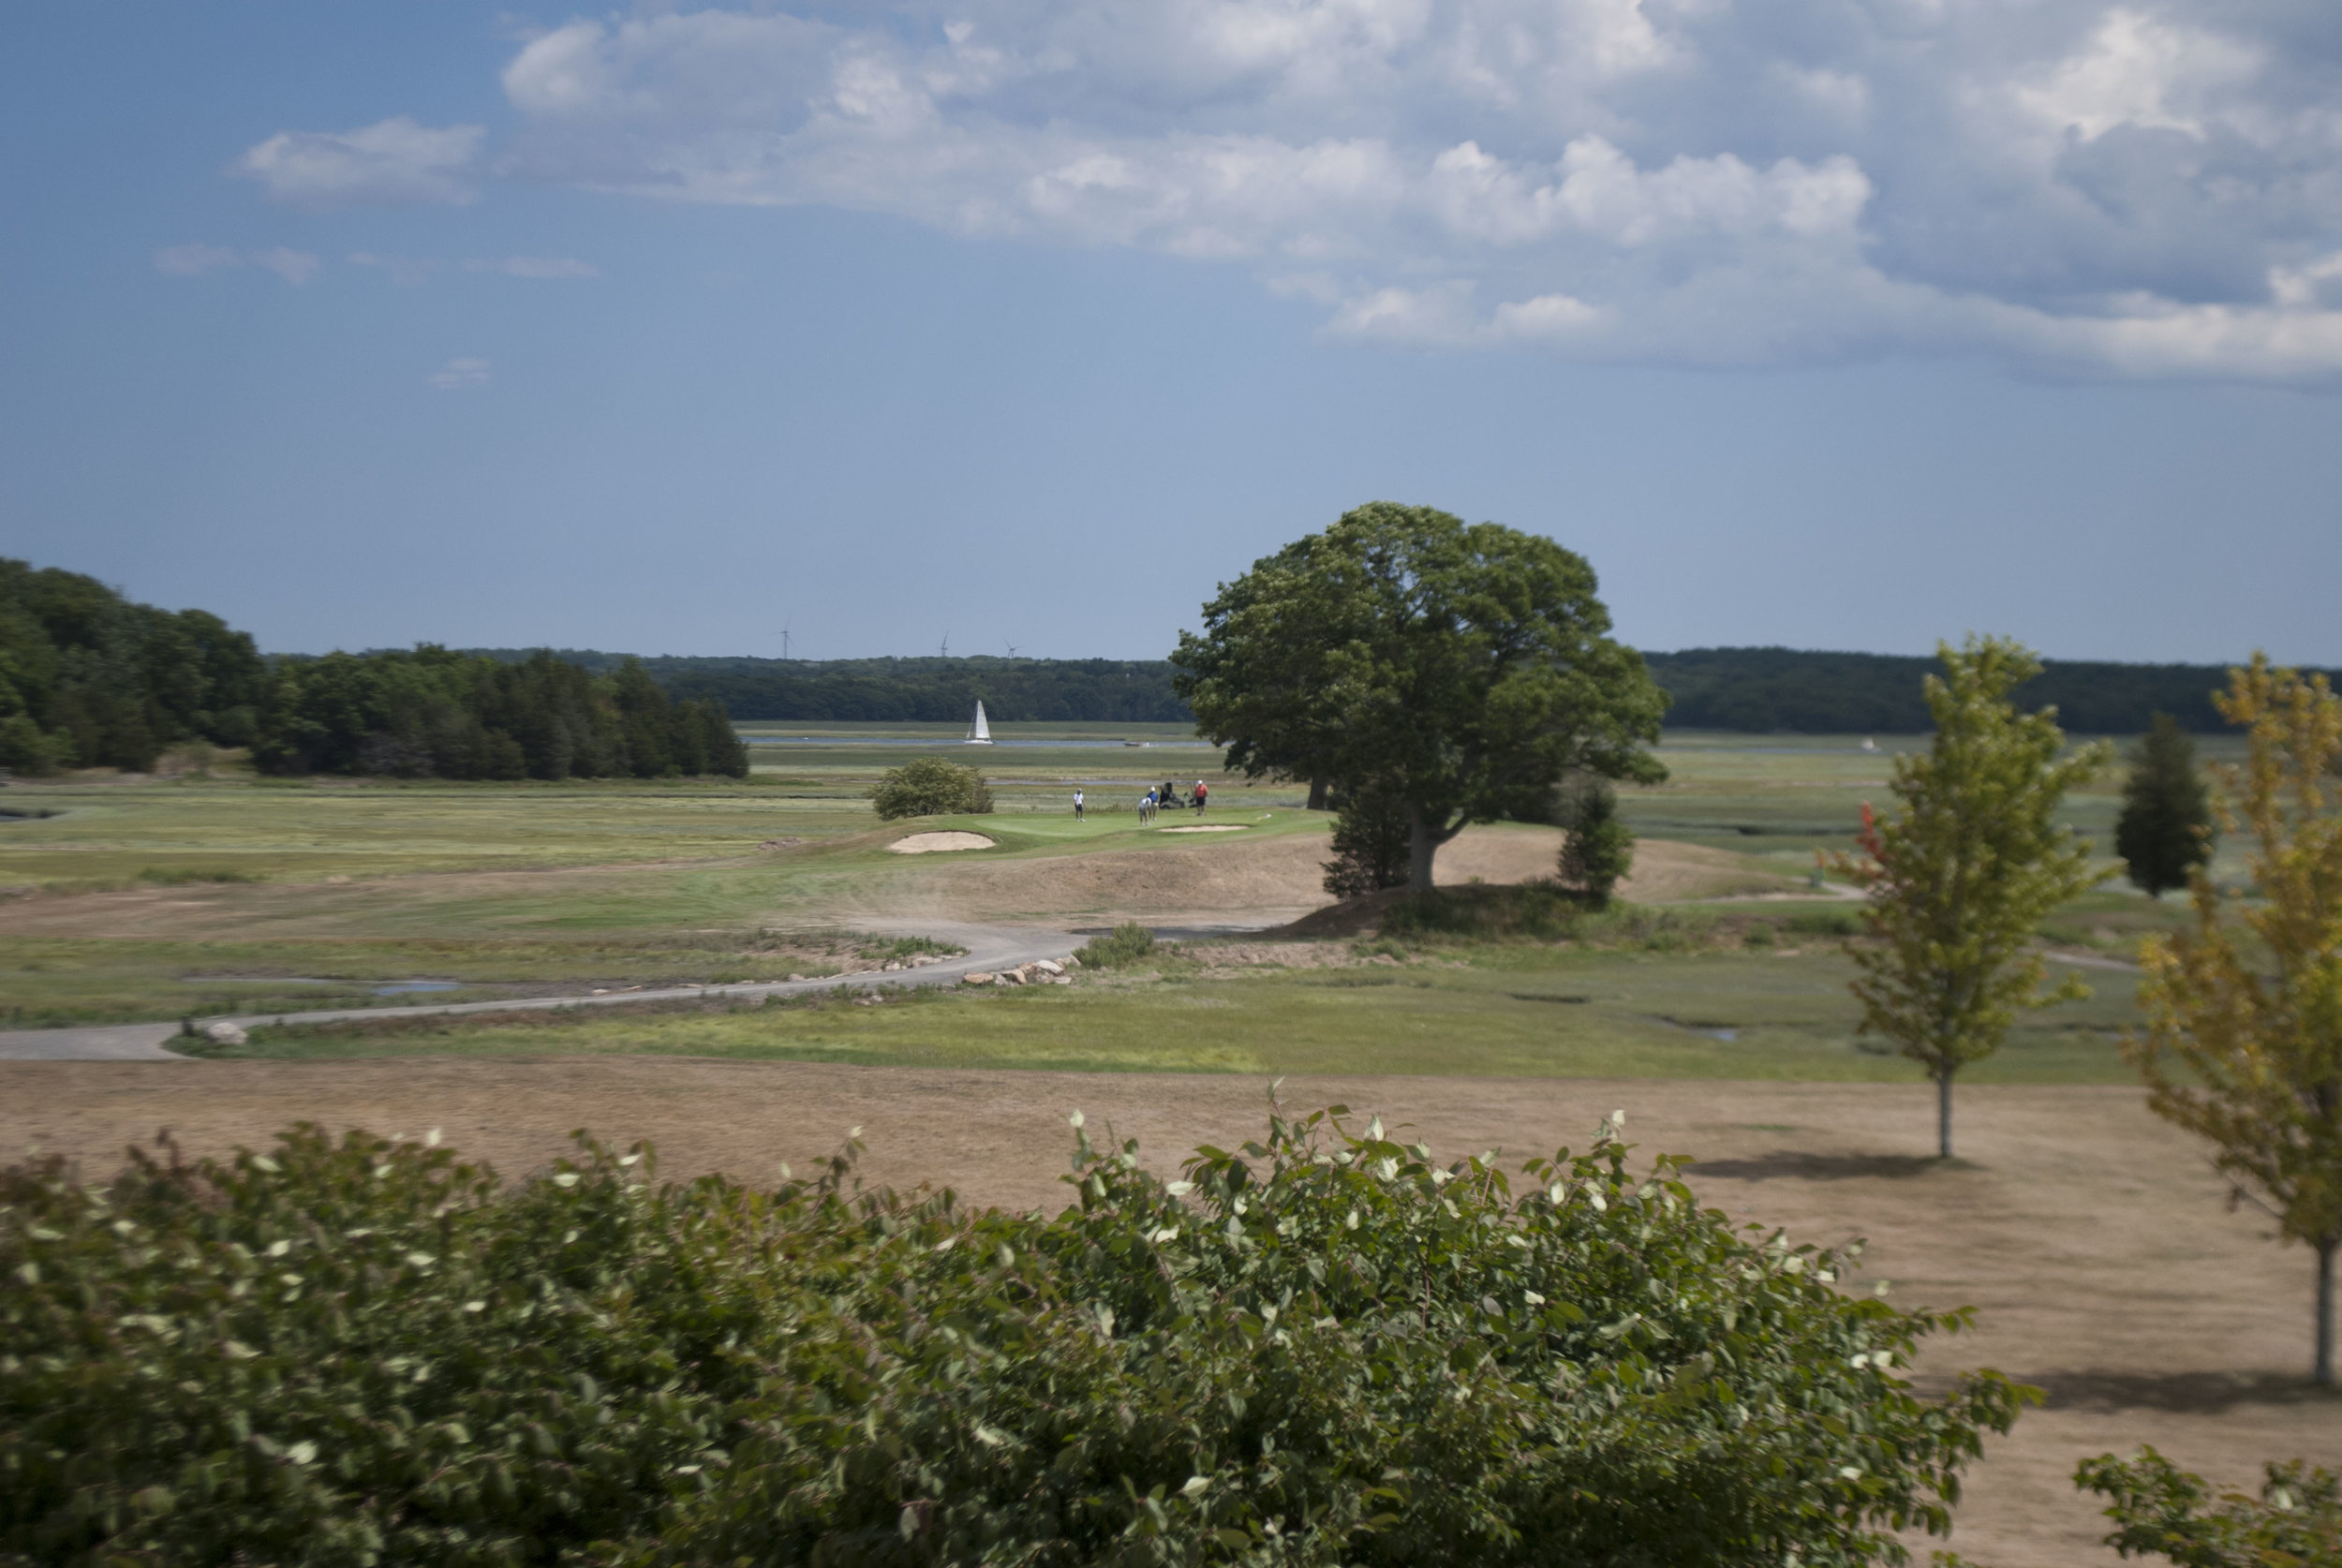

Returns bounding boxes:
[1159,824,1249,834]
[886,832,998,854]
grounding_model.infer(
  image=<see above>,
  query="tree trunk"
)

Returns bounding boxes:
[1307,776,1329,811]
[1407,805,1439,894]
[2318,1238,2336,1388]
[1936,1071,1955,1161]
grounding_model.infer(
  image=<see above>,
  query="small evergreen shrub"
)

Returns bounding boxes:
[1,1113,2032,1567]
[869,756,995,820]
[1075,921,1156,968]
[1556,778,1635,909]
[1321,784,1410,898]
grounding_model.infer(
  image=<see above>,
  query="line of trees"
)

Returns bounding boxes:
[251,648,748,780]
[1644,645,2327,733]
[462,644,2288,733]
[462,651,1193,724]
[0,558,267,774]
[1835,643,2340,1386]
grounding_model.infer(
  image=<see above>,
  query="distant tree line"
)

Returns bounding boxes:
[467,646,2292,733]
[1643,646,2328,732]
[458,651,1192,724]
[0,559,267,774]
[252,649,747,780]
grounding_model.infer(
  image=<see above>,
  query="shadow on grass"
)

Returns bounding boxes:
[1684,1150,1981,1181]
[2004,1369,2341,1414]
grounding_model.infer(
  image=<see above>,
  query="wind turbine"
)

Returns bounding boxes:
[1003,639,1020,658]
[939,631,951,658]
[780,616,793,660]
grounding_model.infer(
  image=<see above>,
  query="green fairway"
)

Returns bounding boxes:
[0,726,2201,1039]
[220,939,2142,1084]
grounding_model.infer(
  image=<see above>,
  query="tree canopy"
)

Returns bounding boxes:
[1173,503,1668,892]
[1833,637,2111,1159]
[252,648,747,780]
[2126,656,2342,1385]
[0,558,265,775]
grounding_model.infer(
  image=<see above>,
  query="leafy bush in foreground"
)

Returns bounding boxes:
[1,1110,2029,1566]
[2077,1448,2342,1567]
[870,755,995,820]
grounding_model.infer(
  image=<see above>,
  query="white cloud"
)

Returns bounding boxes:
[154,242,244,276]
[429,357,492,390]
[349,252,439,287]
[236,117,484,207]
[466,0,2342,380]
[154,243,319,283]
[251,247,322,285]
[462,256,600,278]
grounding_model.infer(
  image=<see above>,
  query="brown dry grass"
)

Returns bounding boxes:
[4,1058,2330,1567]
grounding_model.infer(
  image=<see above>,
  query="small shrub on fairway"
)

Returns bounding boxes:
[0,1112,2030,1567]
[1076,921,1157,968]
[869,756,994,820]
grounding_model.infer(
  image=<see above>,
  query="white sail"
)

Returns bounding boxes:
[967,700,994,744]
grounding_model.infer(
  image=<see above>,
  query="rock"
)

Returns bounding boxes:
[786,973,806,983]
[962,972,996,986]
[1063,956,1081,969]
[1048,975,1073,985]
[882,960,903,971]
[202,1021,246,1046]
[999,969,1026,985]
[1031,959,1064,976]
[910,954,940,967]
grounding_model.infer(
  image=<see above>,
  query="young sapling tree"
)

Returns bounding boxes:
[1833,636,2111,1160]
[2125,656,2342,1386]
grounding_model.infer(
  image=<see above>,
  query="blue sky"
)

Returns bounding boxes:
[5,0,2339,663]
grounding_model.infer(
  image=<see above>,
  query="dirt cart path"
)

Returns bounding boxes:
[2,1061,2332,1566]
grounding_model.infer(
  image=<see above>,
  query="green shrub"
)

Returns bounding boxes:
[1382,884,1581,940]
[1787,908,1863,938]
[1,1114,2033,1567]
[1321,783,1411,899]
[1556,778,1635,910]
[2077,1447,2341,1566]
[1075,920,1156,968]
[868,756,994,820]
[133,866,262,886]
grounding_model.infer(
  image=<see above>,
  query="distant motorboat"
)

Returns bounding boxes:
[967,700,995,745]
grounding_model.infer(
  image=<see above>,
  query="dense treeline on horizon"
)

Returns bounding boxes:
[1638,646,2320,733]
[1,550,2306,777]
[469,646,2298,733]
[457,650,1193,724]
[254,649,748,780]
[0,559,267,774]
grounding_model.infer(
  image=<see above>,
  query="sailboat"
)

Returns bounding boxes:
[966,700,994,745]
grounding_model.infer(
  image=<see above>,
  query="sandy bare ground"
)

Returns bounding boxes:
[885,832,999,853]
[0,824,1781,941]
[5,1059,2330,1566]
[848,826,1782,927]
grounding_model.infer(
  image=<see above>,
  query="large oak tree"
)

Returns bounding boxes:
[1172,503,1667,893]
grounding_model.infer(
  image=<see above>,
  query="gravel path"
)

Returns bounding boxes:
[0,920,1081,1062]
